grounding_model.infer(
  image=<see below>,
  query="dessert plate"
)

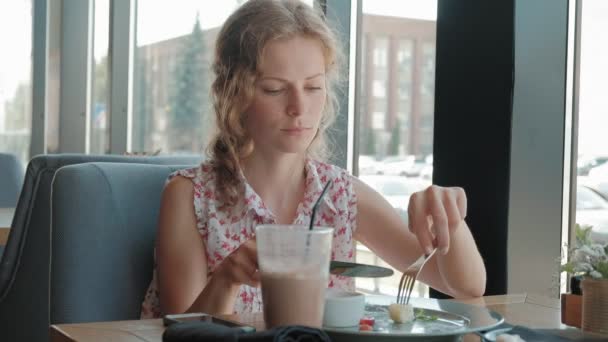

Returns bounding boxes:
[324,298,504,342]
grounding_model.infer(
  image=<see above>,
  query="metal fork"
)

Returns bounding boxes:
[396,248,438,305]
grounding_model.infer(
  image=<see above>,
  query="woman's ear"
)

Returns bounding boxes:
[240,139,255,158]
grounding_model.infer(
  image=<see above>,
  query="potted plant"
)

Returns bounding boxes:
[561,224,608,335]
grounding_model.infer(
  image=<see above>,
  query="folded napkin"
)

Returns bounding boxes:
[163,321,332,342]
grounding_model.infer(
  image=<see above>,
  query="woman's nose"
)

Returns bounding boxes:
[286,89,306,117]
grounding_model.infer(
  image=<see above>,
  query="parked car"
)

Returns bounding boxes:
[588,162,608,180]
[405,159,428,178]
[375,155,417,176]
[583,163,608,199]
[358,155,379,175]
[359,175,430,221]
[594,182,608,200]
[425,154,433,165]
[578,155,608,176]
[576,185,608,244]
[419,165,433,181]
[580,179,608,201]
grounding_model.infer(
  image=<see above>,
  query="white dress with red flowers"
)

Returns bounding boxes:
[140,159,358,318]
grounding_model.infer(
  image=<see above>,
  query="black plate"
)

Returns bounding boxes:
[330,261,394,278]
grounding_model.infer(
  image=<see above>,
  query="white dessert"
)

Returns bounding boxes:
[388,303,414,323]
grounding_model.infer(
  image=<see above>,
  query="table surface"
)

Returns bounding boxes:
[0,207,14,227]
[0,207,14,245]
[49,293,604,342]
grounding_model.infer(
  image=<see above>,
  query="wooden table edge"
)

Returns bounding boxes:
[0,227,10,245]
[48,294,579,342]
[50,325,76,342]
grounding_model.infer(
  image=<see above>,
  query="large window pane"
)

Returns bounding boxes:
[46,0,62,154]
[0,1,32,166]
[91,0,110,154]
[133,0,314,154]
[133,1,223,154]
[576,0,608,245]
[356,0,437,298]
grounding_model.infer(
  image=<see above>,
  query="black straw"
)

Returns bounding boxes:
[309,180,332,230]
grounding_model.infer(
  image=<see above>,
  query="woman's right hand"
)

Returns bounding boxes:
[214,239,260,288]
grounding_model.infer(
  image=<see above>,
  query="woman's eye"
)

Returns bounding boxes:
[306,87,323,91]
[263,88,284,95]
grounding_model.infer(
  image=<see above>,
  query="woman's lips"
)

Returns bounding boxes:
[281,127,311,135]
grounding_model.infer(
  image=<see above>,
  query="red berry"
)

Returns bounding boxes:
[359,316,375,326]
[359,324,373,331]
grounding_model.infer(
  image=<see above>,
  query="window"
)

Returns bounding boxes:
[356,0,437,298]
[0,1,32,166]
[132,1,236,154]
[575,0,608,245]
[91,0,110,154]
[132,0,315,154]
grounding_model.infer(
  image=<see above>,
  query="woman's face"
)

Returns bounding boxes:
[244,35,327,156]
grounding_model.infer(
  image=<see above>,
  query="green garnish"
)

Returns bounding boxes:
[414,308,438,321]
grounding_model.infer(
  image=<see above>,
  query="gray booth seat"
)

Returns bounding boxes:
[0,152,25,207]
[0,154,199,342]
[50,162,184,324]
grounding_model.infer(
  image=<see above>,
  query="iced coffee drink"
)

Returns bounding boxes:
[256,225,333,328]
[261,272,327,327]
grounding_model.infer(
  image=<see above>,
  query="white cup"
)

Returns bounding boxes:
[322,289,365,328]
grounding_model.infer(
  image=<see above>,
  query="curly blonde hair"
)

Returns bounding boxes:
[208,0,344,207]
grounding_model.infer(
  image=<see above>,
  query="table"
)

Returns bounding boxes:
[0,207,14,245]
[49,294,602,342]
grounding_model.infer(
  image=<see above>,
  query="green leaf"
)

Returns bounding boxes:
[575,224,593,246]
[414,309,438,322]
[560,263,576,274]
[597,261,608,279]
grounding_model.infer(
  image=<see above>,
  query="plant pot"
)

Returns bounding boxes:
[581,277,608,335]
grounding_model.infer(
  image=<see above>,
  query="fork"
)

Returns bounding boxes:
[396,248,438,305]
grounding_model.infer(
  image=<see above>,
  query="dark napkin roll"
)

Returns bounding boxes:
[163,321,242,342]
[507,326,571,342]
[240,325,332,342]
[163,321,332,342]
[484,323,603,342]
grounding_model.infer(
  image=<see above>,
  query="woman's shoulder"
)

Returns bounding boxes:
[309,159,347,175]
[164,161,216,219]
[168,160,215,185]
[309,159,354,183]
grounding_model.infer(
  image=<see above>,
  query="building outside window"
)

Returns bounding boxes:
[132,0,314,155]
[356,0,437,298]
[132,1,237,155]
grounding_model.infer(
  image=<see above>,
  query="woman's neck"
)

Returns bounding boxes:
[241,152,307,224]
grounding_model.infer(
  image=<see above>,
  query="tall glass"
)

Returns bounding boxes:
[256,225,333,328]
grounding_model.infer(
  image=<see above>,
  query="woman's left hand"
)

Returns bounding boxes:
[407,185,467,256]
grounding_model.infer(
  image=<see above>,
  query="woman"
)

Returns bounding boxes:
[141,0,486,319]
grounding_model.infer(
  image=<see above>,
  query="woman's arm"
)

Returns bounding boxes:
[156,176,240,315]
[352,177,486,298]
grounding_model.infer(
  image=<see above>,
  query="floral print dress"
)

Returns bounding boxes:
[140,159,358,318]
